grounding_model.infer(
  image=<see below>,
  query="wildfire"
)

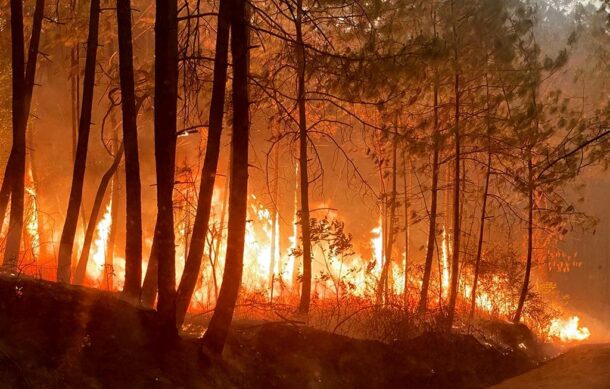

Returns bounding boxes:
[371,219,383,275]
[11,157,590,345]
[24,165,40,260]
[547,316,591,342]
[88,200,113,285]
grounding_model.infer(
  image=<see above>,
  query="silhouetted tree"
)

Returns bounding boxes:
[202,0,249,354]
[57,0,101,283]
[176,0,231,326]
[154,0,179,336]
[117,0,143,301]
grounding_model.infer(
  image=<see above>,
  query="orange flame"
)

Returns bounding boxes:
[548,316,591,342]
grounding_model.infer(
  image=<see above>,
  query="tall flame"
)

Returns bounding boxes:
[24,165,40,260]
[88,200,113,285]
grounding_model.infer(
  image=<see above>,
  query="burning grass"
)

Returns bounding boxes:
[0,274,539,388]
[2,176,591,346]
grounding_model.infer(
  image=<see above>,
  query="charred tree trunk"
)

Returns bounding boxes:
[470,73,493,319]
[295,0,313,315]
[269,143,279,301]
[403,156,410,306]
[3,0,27,269]
[175,0,231,326]
[469,151,490,319]
[514,155,533,324]
[154,0,179,336]
[3,0,45,269]
[117,0,143,301]
[73,144,124,285]
[56,0,100,283]
[201,0,249,353]
[378,136,398,304]
[140,231,159,307]
[446,0,461,330]
[417,76,440,314]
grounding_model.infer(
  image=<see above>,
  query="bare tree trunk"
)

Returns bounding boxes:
[73,144,124,285]
[154,0,179,337]
[514,155,533,323]
[295,0,312,315]
[3,0,45,269]
[377,136,397,304]
[417,76,440,314]
[2,0,26,270]
[117,0,143,301]
[175,0,231,326]
[403,156,410,306]
[201,0,249,353]
[140,232,158,307]
[446,0,461,330]
[470,72,493,320]
[469,151,490,319]
[56,0,100,283]
[269,143,279,302]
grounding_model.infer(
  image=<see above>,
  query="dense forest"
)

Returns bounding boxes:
[1,0,610,387]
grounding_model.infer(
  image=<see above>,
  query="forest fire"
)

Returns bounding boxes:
[88,201,113,287]
[24,164,40,261]
[2,0,610,386]
[548,316,591,343]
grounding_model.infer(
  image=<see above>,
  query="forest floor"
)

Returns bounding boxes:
[0,274,548,388]
[492,343,610,388]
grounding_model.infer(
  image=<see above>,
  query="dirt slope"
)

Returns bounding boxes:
[0,275,536,388]
[492,343,610,389]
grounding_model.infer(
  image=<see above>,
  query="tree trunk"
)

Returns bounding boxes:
[140,231,159,307]
[469,151,490,319]
[269,143,279,302]
[117,0,143,301]
[446,0,461,330]
[377,136,397,304]
[154,0,179,337]
[2,0,26,270]
[201,0,249,353]
[417,76,440,314]
[470,72,493,320]
[175,0,231,326]
[56,0,100,283]
[295,0,312,315]
[3,0,45,269]
[73,144,124,285]
[403,156,410,306]
[514,155,533,323]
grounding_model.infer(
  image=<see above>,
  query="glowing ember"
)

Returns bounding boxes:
[547,316,591,342]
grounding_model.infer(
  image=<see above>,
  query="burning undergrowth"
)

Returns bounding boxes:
[1,160,592,347]
[0,274,540,388]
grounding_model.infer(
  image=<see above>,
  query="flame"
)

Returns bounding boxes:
[24,165,40,260]
[548,316,591,342]
[12,153,589,344]
[371,218,383,275]
[87,200,113,285]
